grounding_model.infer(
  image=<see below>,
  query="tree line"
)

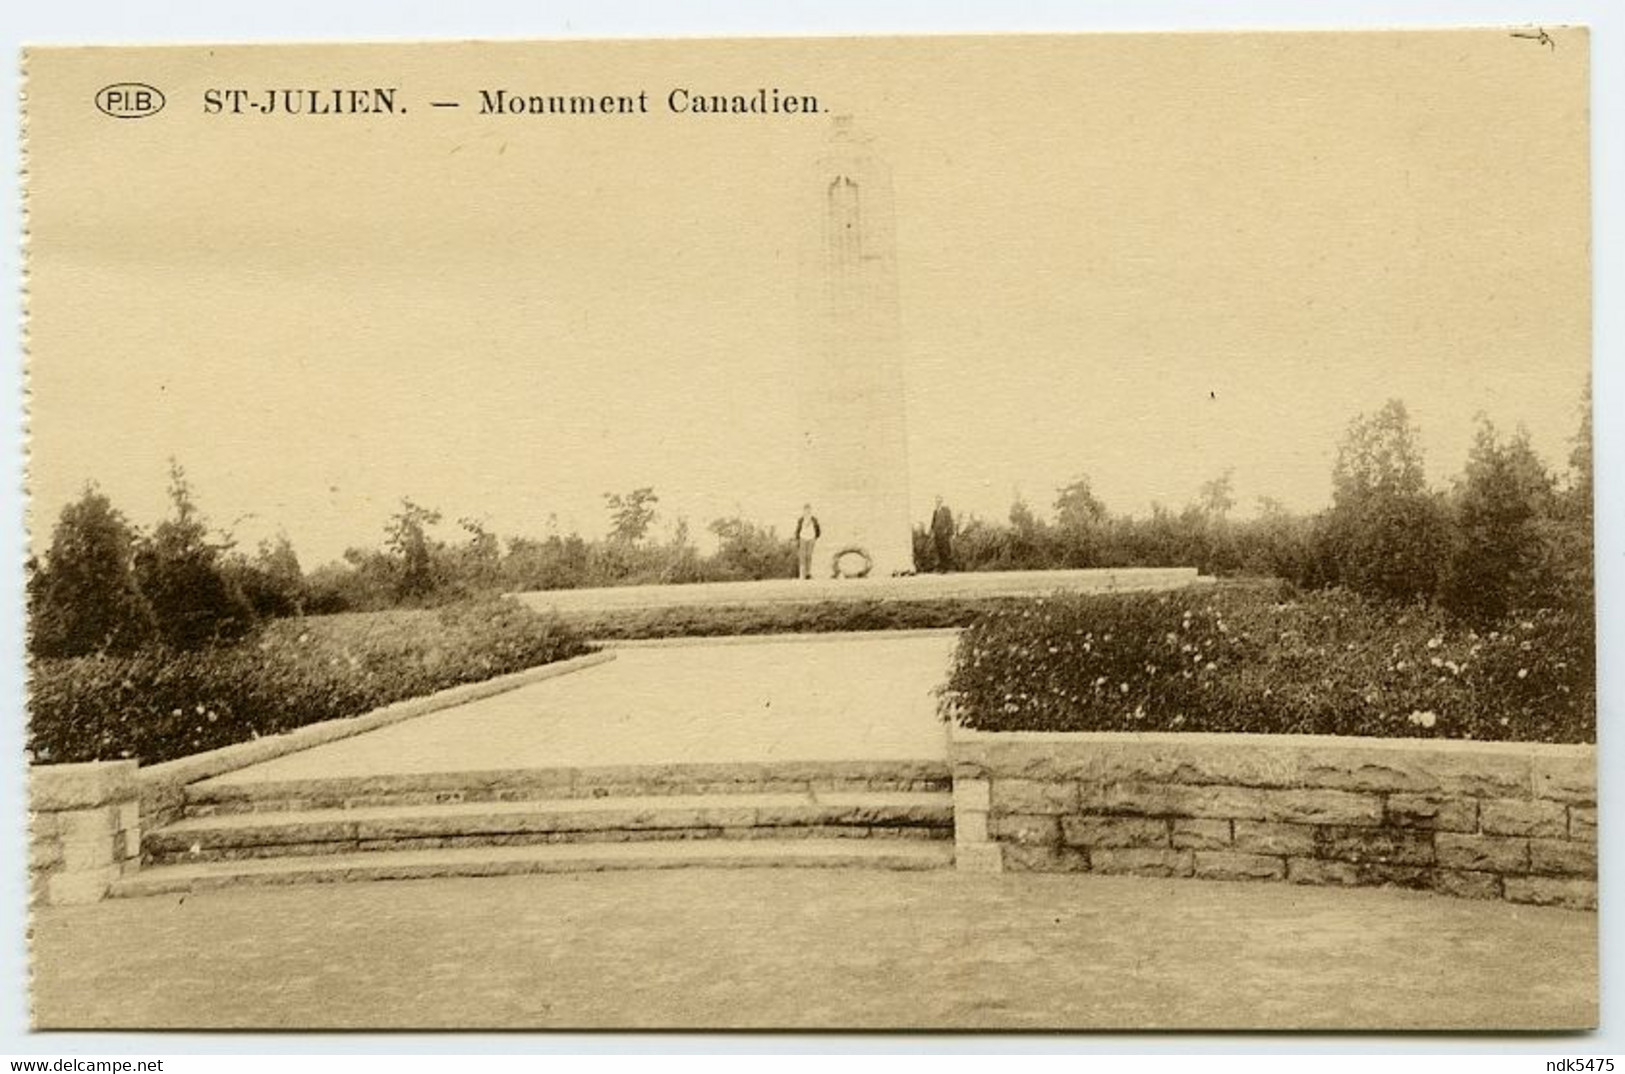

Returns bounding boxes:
[26,476,804,656]
[918,396,1591,625]
[27,391,1592,658]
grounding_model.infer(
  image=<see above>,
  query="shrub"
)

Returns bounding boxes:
[28,596,592,765]
[1312,400,1453,602]
[386,499,445,601]
[1314,491,1450,603]
[708,516,796,581]
[1438,420,1558,622]
[561,596,1036,640]
[135,538,256,650]
[940,585,1593,743]
[134,464,256,649]
[226,536,307,619]
[28,488,157,657]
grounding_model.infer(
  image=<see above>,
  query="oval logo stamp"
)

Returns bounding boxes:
[95,83,165,118]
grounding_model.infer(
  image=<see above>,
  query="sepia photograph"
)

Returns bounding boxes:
[17,27,1598,1033]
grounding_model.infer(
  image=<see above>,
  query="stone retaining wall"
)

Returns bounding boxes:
[952,730,1596,910]
[29,761,141,906]
[137,649,616,831]
[29,652,616,905]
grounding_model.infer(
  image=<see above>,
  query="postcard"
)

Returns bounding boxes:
[22,30,1594,1030]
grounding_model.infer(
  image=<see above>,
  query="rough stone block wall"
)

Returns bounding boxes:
[29,761,141,906]
[952,732,1595,910]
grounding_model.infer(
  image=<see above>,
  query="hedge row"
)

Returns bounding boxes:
[28,597,592,765]
[940,585,1594,743]
[558,596,1037,640]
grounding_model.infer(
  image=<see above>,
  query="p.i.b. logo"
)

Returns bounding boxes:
[95,83,166,118]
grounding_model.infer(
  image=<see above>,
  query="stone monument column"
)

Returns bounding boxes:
[796,118,913,577]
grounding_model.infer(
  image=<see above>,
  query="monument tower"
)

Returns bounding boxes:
[797,118,913,577]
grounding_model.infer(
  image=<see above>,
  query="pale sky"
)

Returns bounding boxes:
[24,31,1590,564]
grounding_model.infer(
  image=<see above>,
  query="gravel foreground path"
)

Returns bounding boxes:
[31,868,1595,1031]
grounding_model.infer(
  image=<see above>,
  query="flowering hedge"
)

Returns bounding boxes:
[940,585,1593,743]
[28,596,593,765]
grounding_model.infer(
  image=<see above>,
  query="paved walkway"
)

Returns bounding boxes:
[31,869,1595,1030]
[204,633,956,785]
[512,567,1207,615]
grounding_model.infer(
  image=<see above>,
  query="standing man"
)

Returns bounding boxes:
[795,503,821,580]
[930,495,956,573]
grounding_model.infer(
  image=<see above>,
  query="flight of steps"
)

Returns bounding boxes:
[110,760,955,897]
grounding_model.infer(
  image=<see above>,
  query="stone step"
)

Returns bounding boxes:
[183,759,951,816]
[111,838,956,897]
[147,790,953,864]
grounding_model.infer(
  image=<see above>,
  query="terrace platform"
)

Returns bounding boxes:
[194,632,958,784]
[118,634,963,896]
[511,566,1209,616]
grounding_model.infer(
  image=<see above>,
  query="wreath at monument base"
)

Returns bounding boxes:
[831,546,873,579]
